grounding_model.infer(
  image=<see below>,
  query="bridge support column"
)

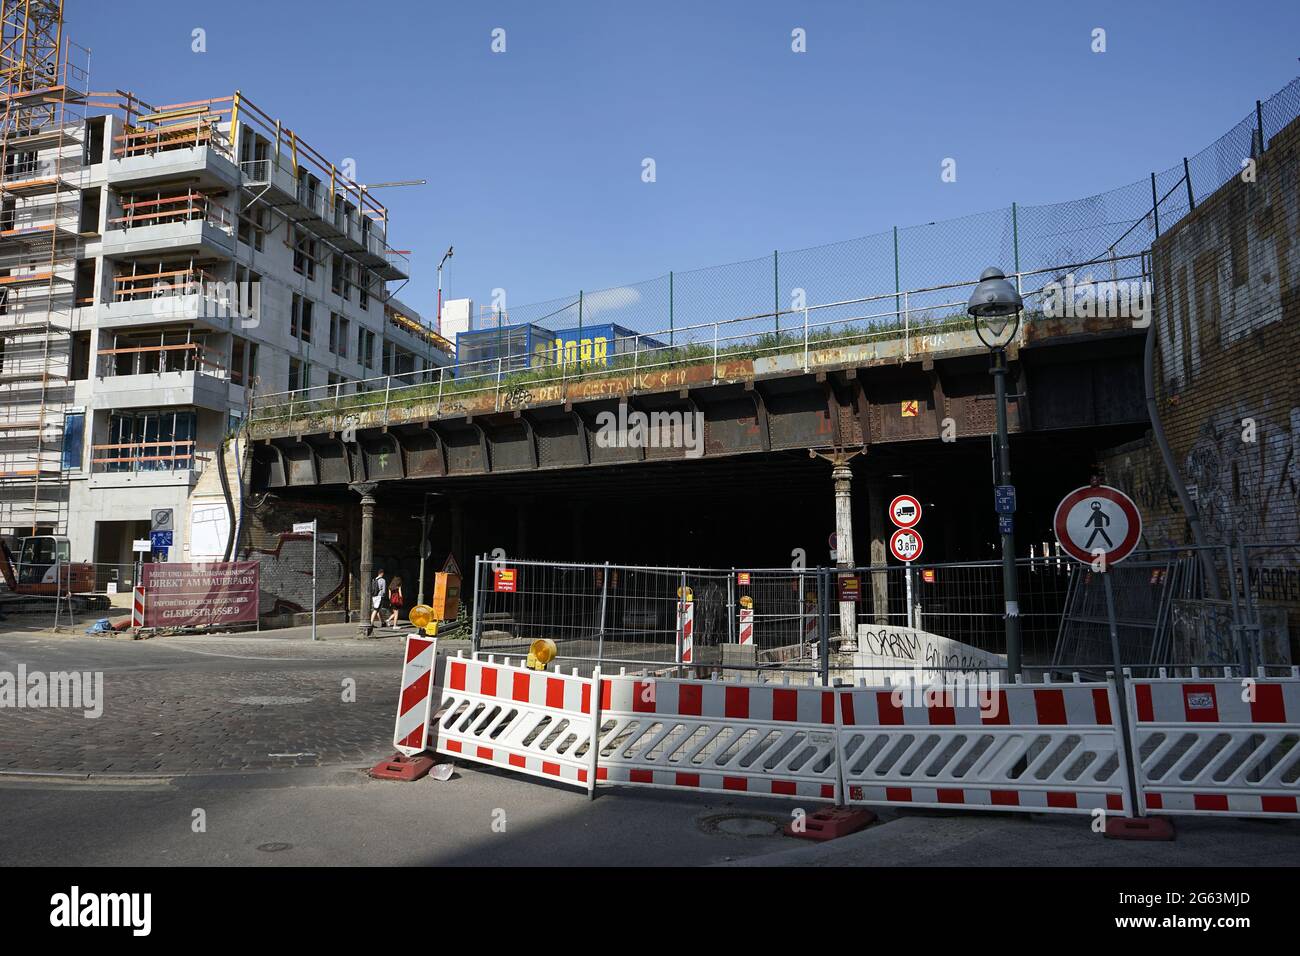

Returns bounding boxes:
[832,460,858,651]
[867,476,889,626]
[351,481,378,637]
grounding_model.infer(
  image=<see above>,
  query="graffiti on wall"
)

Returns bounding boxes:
[245,532,347,616]
[1184,403,1300,559]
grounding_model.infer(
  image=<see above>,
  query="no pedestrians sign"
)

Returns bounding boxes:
[1053,485,1142,565]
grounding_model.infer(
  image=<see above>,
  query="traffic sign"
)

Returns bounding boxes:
[889,528,924,562]
[150,529,173,550]
[132,538,151,553]
[317,532,339,544]
[888,494,922,529]
[293,521,317,533]
[1052,484,1142,565]
[999,514,1014,535]
[994,485,1017,514]
[151,508,173,532]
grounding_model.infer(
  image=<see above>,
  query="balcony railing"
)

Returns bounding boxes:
[90,440,206,475]
[95,342,228,379]
[108,191,235,232]
[113,107,235,162]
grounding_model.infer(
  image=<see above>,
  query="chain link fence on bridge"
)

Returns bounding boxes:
[465,77,1300,350]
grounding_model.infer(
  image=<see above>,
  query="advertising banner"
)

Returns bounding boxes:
[140,561,260,629]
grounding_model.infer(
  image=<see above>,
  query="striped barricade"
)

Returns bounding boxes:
[836,677,1133,816]
[595,675,841,801]
[435,652,597,793]
[1126,671,1300,818]
[393,635,439,756]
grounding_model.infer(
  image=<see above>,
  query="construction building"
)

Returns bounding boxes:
[0,0,450,579]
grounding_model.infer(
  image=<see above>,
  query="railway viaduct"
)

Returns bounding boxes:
[242,308,1151,621]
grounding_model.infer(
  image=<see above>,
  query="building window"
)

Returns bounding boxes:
[231,337,247,386]
[358,328,376,371]
[292,295,314,343]
[288,358,308,391]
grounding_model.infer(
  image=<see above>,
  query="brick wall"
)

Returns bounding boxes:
[1102,111,1300,635]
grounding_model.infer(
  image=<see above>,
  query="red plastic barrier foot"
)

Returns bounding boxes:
[369,753,436,781]
[1105,816,1175,841]
[785,807,876,841]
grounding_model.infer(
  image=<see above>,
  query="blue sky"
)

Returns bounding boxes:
[73,0,1300,322]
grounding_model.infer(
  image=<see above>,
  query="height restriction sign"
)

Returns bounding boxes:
[889,528,924,562]
[1053,485,1142,565]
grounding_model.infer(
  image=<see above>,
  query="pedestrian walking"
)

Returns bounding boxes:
[370,567,387,627]
[386,576,404,628]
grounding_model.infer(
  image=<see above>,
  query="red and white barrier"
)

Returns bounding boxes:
[1126,672,1300,818]
[132,586,146,628]
[597,675,840,801]
[676,599,695,664]
[738,605,754,645]
[836,677,1133,816]
[393,635,439,756]
[436,653,597,792]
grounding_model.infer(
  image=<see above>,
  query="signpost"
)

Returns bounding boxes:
[888,498,924,628]
[294,520,320,641]
[1052,482,1144,809]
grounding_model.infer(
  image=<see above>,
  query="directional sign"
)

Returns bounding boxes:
[994,485,1017,515]
[889,528,924,563]
[1053,485,1142,566]
[317,532,339,544]
[293,521,317,533]
[132,538,152,553]
[888,494,922,529]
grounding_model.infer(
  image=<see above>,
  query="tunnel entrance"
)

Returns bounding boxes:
[249,422,1146,611]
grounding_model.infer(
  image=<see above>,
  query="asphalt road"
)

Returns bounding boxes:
[2,625,1297,867]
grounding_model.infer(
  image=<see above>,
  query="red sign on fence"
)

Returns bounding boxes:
[140,561,260,629]
[494,568,517,593]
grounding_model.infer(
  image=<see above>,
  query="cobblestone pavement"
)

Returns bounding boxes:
[0,628,418,775]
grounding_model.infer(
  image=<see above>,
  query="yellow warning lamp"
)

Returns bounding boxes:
[408,603,439,635]
[677,585,694,602]
[525,638,557,671]
[739,595,754,609]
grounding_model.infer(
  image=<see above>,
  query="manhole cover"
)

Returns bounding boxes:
[256,842,292,853]
[231,696,311,706]
[696,812,784,837]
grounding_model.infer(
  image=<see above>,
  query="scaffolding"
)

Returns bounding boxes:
[0,0,88,536]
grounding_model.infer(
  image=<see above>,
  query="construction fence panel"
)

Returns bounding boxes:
[836,677,1135,816]
[435,652,597,792]
[1125,672,1300,818]
[596,673,840,802]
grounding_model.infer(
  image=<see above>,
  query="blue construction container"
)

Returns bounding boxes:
[454,323,665,377]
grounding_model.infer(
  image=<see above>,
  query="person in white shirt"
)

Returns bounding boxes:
[370,568,387,627]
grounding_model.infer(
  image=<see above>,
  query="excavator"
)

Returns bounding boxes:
[0,535,108,614]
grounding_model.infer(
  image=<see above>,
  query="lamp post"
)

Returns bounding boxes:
[437,246,454,334]
[967,267,1023,679]
[415,491,442,607]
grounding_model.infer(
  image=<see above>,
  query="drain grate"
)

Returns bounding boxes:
[696,811,785,837]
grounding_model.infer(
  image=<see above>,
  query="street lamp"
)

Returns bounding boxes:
[437,246,454,334]
[967,267,1023,679]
